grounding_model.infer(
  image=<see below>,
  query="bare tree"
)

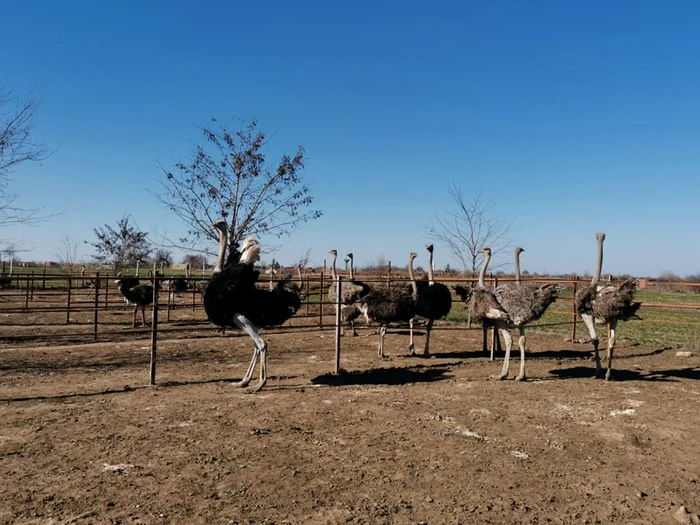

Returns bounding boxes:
[297,247,312,269]
[424,183,514,275]
[153,117,322,256]
[52,235,82,269]
[88,215,152,270]
[151,248,173,267]
[0,83,52,227]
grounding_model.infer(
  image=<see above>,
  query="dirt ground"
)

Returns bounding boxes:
[2,320,700,524]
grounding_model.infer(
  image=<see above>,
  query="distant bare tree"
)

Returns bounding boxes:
[153,117,322,257]
[182,253,208,269]
[151,248,173,267]
[88,215,152,271]
[424,183,514,275]
[52,235,82,268]
[297,247,312,268]
[0,83,52,227]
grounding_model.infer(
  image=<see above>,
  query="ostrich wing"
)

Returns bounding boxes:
[495,283,562,326]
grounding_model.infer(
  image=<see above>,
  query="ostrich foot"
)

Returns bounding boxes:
[515,374,527,382]
[497,373,508,381]
[231,377,251,388]
[408,343,415,356]
[245,380,266,393]
[605,370,614,381]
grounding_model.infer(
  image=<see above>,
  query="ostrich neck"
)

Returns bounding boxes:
[478,252,490,288]
[427,250,435,285]
[407,257,419,301]
[592,237,604,284]
[348,257,355,280]
[514,251,521,286]
[213,228,228,273]
[330,252,338,280]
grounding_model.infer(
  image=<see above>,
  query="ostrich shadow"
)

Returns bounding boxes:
[311,364,452,387]
[549,365,700,382]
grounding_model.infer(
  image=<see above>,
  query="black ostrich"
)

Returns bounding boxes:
[408,243,452,356]
[115,277,155,327]
[203,220,302,393]
[355,252,417,359]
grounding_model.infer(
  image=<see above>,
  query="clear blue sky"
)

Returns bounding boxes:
[2,0,699,277]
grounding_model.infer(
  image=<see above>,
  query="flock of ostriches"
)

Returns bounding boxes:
[115,221,641,393]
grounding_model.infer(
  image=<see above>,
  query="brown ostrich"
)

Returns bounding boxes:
[574,233,641,380]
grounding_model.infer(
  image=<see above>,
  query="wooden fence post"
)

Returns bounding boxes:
[387,261,392,289]
[42,266,46,289]
[150,265,159,385]
[335,276,342,374]
[66,275,72,324]
[24,274,30,311]
[93,272,100,341]
[104,277,109,308]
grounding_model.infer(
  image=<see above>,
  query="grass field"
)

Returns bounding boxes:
[446,287,700,351]
[2,270,700,351]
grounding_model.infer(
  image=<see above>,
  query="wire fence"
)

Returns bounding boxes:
[1,270,698,342]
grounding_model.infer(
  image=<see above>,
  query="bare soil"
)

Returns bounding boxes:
[1,304,700,524]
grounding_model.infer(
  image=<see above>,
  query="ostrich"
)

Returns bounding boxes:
[327,250,371,336]
[490,247,563,381]
[574,233,641,380]
[356,253,416,359]
[203,220,302,393]
[454,248,513,363]
[163,264,190,306]
[407,244,452,356]
[115,275,156,327]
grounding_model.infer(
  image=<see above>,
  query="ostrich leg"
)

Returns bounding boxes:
[581,313,602,378]
[496,326,514,380]
[605,320,617,381]
[408,319,415,355]
[378,325,388,359]
[515,326,527,381]
[423,319,434,356]
[231,314,268,392]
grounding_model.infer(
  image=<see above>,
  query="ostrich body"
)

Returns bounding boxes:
[203,220,302,392]
[356,253,416,359]
[115,278,154,327]
[408,244,452,356]
[454,248,513,363]
[491,247,563,380]
[327,250,371,336]
[163,264,191,305]
[574,233,641,380]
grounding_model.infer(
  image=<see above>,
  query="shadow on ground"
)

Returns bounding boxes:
[311,364,453,386]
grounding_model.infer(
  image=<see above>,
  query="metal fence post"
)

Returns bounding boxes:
[150,265,159,385]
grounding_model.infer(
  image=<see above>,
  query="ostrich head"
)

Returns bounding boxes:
[409,252,418,262]
[481,247,491,256]
[425,243,434,253]
[328,249,337,256]
[345,252,353,260]
[515,247,525,254]
[241,236,257,251]
[596,233,606,242]
[212,219,227,231]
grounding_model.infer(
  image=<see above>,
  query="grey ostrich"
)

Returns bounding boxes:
[356,253,417,359]
[491,247,563,381]
[407,244,452,356]
[454,248,513,362]
[574,233,641,380]
[328,249,371,336]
